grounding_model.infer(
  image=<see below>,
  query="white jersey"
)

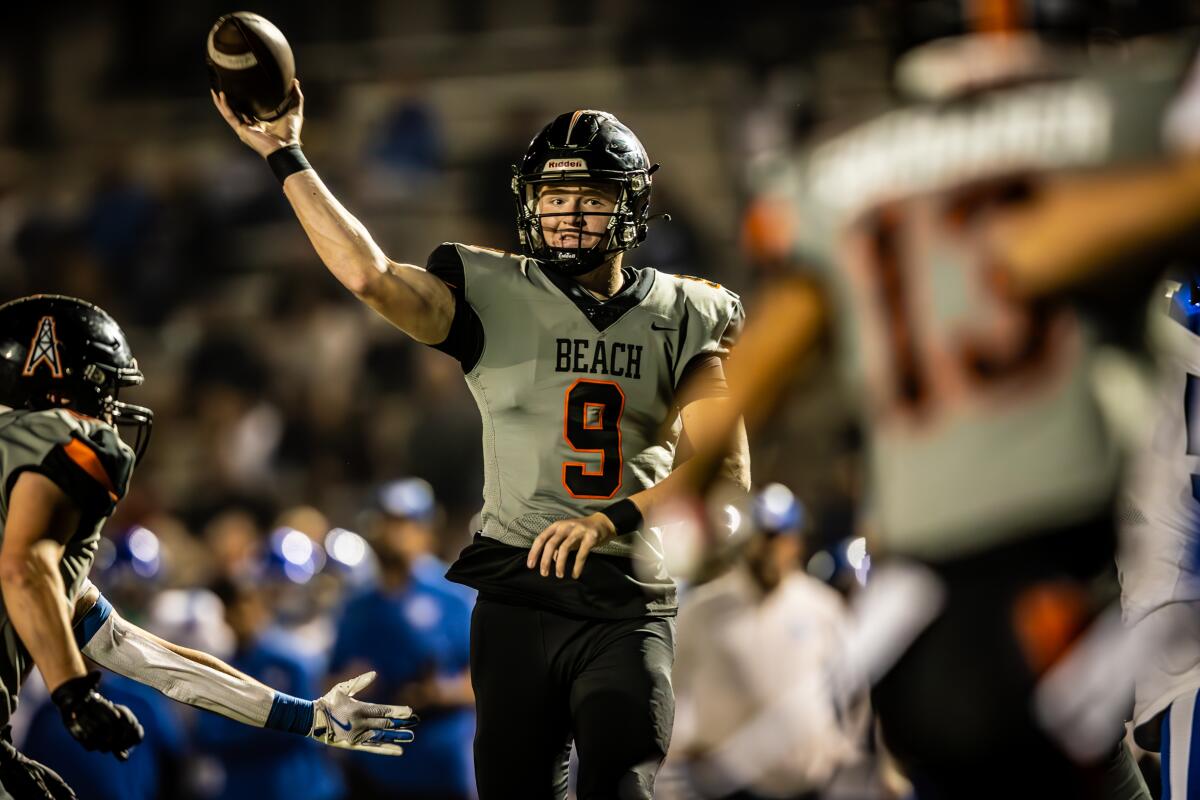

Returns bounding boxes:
[669,566,862,796]
[432,243,743,617]
[767,38,1199,560]
[1119,280,1200,729]
[429,243,742,557]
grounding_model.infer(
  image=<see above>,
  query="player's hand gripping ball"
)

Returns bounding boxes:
[206,11,296,123]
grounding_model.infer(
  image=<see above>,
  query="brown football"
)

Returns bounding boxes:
[206,12,296,122]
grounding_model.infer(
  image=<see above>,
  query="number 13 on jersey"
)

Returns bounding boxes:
[562,379,625,499]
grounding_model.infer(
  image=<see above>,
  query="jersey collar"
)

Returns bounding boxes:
[536,263,656,333]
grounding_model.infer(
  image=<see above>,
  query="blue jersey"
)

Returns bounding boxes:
[22,674,184,800]
[330,581,474,795]
[413,554,476,605]
[193,630,342,800]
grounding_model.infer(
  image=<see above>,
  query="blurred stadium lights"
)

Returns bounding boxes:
[755,482,805,533]
[269,526,326,584]
[127,526,162,578]
[724,503,743,536]
[846,536,871,586]
[846,537,867,570]
[279,528,313,566]
[325,527,368,568]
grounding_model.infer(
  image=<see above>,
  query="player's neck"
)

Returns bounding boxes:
[573,254,625,300]
[380,566,412,592]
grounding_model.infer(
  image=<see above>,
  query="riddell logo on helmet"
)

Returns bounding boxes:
[544,159,588,171]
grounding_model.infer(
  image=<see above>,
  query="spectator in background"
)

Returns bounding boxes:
[83,157,157,290]
[90,526,165,626]
[185,335,284,502]
[396,349,483,537]
[362,86,445,204]
[329,479,475,800]
[464,104,544,251]
[373,478,469,599]
[668,484,862,800]
[194,577,344,800]
[262,507,343,661]
[205,507,267,584]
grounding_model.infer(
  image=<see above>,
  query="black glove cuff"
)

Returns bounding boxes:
[51,671,101,710]
[266,144,311,185]
[600,498,643,535]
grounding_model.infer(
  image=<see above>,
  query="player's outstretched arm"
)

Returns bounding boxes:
[212,81,454,344]
[1,472,144,760]
[677,277,824,494]
[993,155,1200,298]
[72,585,418,756]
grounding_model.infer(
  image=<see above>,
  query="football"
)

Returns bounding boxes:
[206,11,296,122]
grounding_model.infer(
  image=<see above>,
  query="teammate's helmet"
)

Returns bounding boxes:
[513,110,658,276]
[0,295,153,461]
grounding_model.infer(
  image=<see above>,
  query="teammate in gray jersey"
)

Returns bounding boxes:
[681,27,1200,800]
[0,295,416,799]
[215,85,750,797]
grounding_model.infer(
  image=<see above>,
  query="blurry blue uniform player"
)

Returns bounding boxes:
[194,577,344,800]
[373,479,476,606]
[22,673,185,800]
[330,481,475,800]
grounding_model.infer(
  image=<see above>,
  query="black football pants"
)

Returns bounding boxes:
[872,516,1149,800]
[0,731,74,800]
[470,596,675,800]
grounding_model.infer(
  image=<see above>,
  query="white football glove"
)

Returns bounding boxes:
[308,671,418,756]
[1033,603,1167,763]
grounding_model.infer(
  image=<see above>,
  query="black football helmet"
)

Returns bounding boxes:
[513,110,659,276]
[0,295,153,462]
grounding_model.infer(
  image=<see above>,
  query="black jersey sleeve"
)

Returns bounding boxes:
[12,436,127,520]
[425,243,486,372]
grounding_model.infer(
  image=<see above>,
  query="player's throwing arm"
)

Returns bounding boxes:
[212,84,455,345]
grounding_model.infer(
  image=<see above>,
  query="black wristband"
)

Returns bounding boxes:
[601,498,643,535]
[266,144,311,185]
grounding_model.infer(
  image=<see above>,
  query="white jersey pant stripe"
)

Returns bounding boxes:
[1163,687,1200,799]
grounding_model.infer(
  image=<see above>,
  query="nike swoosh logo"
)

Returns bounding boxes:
[328,712,353,732]
[650,322,676,331]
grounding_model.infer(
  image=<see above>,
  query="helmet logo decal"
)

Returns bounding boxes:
[544,158,587,171]
[22,316,63,378]
[566,109,605,144]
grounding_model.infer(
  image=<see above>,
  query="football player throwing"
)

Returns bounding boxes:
[215,87,749,798]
